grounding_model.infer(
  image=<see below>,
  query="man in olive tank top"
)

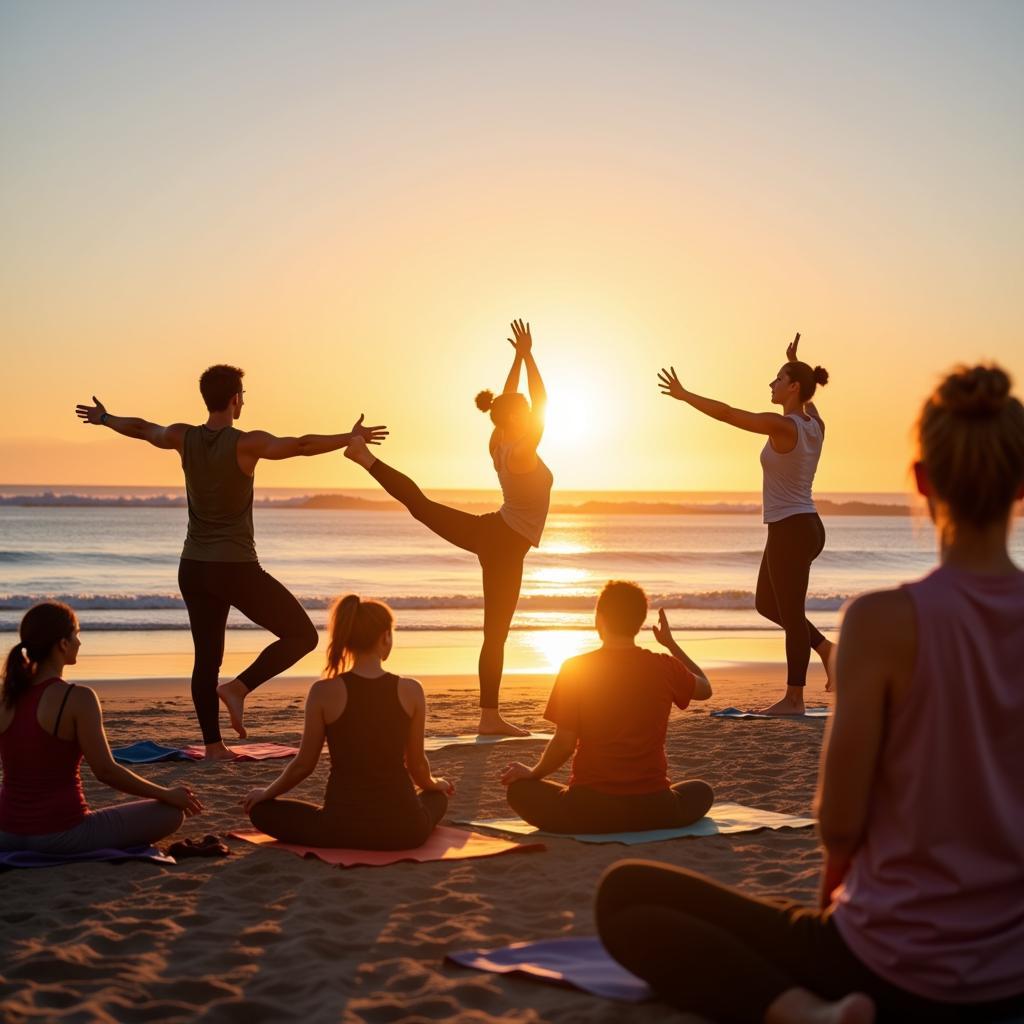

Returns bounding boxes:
[76,365,387,759]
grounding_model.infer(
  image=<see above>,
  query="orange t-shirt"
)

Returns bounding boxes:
[544,647,695,795]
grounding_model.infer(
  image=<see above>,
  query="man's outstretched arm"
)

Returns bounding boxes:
[237,414,388,461]
[76,396,187,451]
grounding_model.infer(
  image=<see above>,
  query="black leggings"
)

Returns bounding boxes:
[595,861,1024,1024]
[249,791,448,851]
[178,559,319,744]
[507,779,714,834]
[755,512,827,687]
[368,458,531,709]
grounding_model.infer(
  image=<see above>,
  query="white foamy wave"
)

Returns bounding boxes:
[0,590,851,613]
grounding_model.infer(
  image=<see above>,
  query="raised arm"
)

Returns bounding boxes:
[652,609,712,700]
[813,590,912,907]
[73,688,203,814]
[509,319,547,424]
[657,367,795,441]
[75,396,188,452]
[242,682,329,812]
[401,679,454,795]
[237,414,388,464]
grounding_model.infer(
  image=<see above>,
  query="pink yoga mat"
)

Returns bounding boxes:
[229,825,545,867]
[181,743,298,761]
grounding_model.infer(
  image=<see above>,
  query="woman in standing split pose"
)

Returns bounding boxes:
[344,319,552,735]
[659,333,832,713]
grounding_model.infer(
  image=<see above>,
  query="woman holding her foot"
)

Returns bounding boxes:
[0,602,202,854]
[243,596,453,850]
[344,319,552,736]
[597,364,1024,1023]
[659,333,832,714]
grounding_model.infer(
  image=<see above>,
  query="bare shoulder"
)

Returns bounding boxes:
[397,676,425,698]
[840,588,916,659]
[67,682,100,711]
[308,676,344,701]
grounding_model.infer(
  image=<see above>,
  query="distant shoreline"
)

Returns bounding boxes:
[0,490,915,516]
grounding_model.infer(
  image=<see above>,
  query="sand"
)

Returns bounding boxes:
[0,665,831,1023]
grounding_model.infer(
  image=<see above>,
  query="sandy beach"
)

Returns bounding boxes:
[0,663,830,1023]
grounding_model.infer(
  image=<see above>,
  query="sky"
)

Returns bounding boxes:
[2,1,1022,493]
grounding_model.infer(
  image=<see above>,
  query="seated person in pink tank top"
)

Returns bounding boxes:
[0,603,202,854]
[499,581,714,834]
[243,596,453,850]
[595,364,1024,1024]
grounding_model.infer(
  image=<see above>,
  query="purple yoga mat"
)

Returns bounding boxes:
[447,936,651,1002]
[0,845,176,869]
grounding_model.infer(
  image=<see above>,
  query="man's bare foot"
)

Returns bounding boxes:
[815,638,836,692]
[766,987,874,1024]
[216,679,248,738]
[344,435,376,469]
[478,709,530,737]
[203,741,239,761]
[757,695,807,716]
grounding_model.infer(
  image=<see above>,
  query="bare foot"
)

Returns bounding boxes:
[344,435,376,469]
[216,679,248,738]
[757,696,807,716]
[477,709,530,737]
[203,742,239,762]
[766,987,875,1024]
[815,638,836,692]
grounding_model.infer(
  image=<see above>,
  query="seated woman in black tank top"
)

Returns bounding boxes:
[242,596,453,850]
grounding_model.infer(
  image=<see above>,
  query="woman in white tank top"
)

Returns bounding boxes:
[658,333,832,714]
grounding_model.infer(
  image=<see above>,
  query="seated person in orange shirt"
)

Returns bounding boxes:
[499,580,714,833]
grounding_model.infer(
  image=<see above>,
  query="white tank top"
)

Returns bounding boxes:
[492,443,552,547]
[759,413,822,524]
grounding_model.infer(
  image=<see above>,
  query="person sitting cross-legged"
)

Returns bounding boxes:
[499,581,713,834]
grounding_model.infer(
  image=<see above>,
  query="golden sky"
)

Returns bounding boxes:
[2,3,1022,493]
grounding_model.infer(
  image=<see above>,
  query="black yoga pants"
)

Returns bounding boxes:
[507,779,714,834]
[368,458,531,709]
[249,791,448,851]
[595,861,1024,1024]
[755,512,827,687]
[178,558,319,744]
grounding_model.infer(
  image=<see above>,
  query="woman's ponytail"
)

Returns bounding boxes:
[813,365,829,387]
[475,390,495,413]
[786,360,829,402]
[2,602,77,708]
[324,595,394,677]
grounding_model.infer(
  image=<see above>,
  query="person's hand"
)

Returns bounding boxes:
[423,776,455,796]
[241,787,271,814]
[508,318,532,356]
[164,785,204,816]
[652,608,675,649]
[786,332,801,362]
[657,367,686,401]
[350,413,389,445]
[500,762,534,787]
[75,396,107,426]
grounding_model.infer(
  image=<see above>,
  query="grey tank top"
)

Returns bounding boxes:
[492,442,553,547]
[759,413,822,524]
[181,425,257,562]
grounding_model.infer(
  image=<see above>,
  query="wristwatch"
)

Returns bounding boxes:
[100,413,109,425]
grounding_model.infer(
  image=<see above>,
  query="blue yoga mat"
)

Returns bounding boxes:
[0,845,176,869]
[711,705,830,719]
[448,937,650,1002]
[111,740,197,764]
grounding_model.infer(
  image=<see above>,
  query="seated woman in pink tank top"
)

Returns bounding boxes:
[595,364,1024,1024]
[0,602,203,854]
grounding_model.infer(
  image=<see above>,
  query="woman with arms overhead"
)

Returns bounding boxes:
[344,319,552,736]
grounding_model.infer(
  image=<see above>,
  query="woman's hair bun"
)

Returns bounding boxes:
[939,364,1011,418]
[475,389,494,412]
[813,365,829,387]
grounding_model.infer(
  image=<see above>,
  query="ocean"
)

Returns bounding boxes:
[2,486,1020,679]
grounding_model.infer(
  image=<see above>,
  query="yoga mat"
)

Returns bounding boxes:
[423,732,553,752]
[228,824,545,867]
[447,937,650,1002]
[113,741,298,764]
[459,801,816,845]
[0,845,176,869]
[711,706,831,719]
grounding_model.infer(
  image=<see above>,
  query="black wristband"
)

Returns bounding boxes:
[100,413,108,425]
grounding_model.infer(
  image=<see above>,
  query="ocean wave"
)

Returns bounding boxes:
[0,590,851,613]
